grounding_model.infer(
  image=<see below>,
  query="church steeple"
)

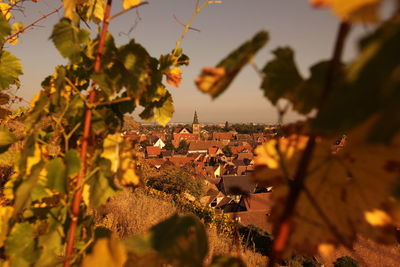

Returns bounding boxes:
[193,111,199,124]
[192,111,200,135]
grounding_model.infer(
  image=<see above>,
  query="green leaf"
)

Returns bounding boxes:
[0,127,16,153]
[86,158,119,208]
[154,94,174,127]
[47,158,67,194]
[0,12,11,40]
[50,18,89,63]
[195,30,269,99]
[5,223,39,267]
[65,149,81,177]
[124,214,208,267]
[260,47,303,105]
[14,162,45,214]
[0,50,23,90]
[209,256,246,267]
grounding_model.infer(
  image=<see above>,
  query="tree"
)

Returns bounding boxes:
[163,139,175,151]
[146,165,204,199]
[333,256,359,267]
[222,145,232,157]
[175,139,189,154]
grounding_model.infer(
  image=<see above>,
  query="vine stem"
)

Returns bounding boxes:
[4,5,63,44]
[63,0,113,266]
[267,22,351,267]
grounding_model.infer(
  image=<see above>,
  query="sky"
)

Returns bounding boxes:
[7,0,372,124]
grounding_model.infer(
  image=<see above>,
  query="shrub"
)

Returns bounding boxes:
[333,256,359,267]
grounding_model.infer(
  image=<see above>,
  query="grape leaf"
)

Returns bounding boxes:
[310,0,383,23]
[82,235,127,267]
[253,119,400,257]
[5,222,39,267]
[122,0,141,10]
[124,214,208,267]
[0,12,11,40]
[0,50,23,90]
[0,127,16,153]
[313,14,400,141]
[47,158,67,194]
[195,30,269,99]
[50,18,90,63]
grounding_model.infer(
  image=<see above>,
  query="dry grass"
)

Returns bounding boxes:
[94,188,268,266]
[318,236,400,267]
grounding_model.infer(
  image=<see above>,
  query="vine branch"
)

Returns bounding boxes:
[267,21,351,267]
[63,0,114,266]
[4,5,63,44]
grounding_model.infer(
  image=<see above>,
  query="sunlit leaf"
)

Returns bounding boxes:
[82,235,127,267]
[0,3,11,21]
[195,30,268,98]
[0,206,13,247]
[0,127,16,153]
[0,51,23,90]
[122,0,141,10]
[166,67,182,87]
[253,119,400,256]
[313,0,383,23]
[63,0,89,20]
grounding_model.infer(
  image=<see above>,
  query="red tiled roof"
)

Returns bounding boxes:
[145,158,166,167]
[168,156,193,167]
[146,146,161,156]
[173,133,199,141]
[243,193,273,211]
[237,152,253,161]
[229,210,272,232]
[212,132,234,140]
[189,140,226,152]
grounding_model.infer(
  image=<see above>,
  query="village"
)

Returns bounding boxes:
[123,111,279,232]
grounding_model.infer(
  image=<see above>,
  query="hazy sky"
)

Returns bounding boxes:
[8,0,369,124]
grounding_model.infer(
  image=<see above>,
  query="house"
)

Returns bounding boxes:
[145,158,166,169]
[146,146,162,158]
[236,134,252,142]
[151,131,167,141]
[167,156,193,167]
[188,140,227,154]
[154,138,165,149]
[208,146,224,157]
[212,132,235,141]
[218,175,257,197]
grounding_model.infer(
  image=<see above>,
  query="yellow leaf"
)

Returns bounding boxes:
[0,206,13,247]
[310,0,383,23]
[166,67,182,88]
[82,236,127,267]
[82,184,90,206]
[26,144,42,175]
[91,0,105,23]
[318,243,335,259]
[195,67,225,94]
[0,3,11,20]
[253,118,400,256]
[365,209,392,226]
[122,0,141,10]
[101,134,122,172]
[101,134,141,187]
[63,0,88,20]
[30,92,41,107]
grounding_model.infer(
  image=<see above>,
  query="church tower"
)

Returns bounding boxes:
[192,111,200,135]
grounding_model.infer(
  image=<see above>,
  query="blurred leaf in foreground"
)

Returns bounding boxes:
[253,118,400,257]
[195,30,269,99]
